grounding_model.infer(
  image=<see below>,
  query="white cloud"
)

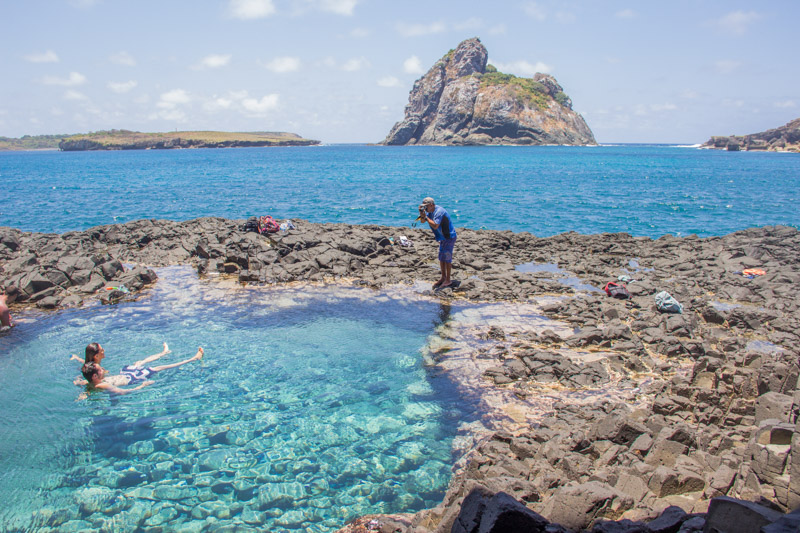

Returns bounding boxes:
[680,90,699,99]
[229,90,249,100]
[488,24,506,35]
[715,60,741,75]
[150,109,187,122]
[523,2,547,21]
[342,57,369,71]
[350,27,370,38]
[242,94,279,114]
[204,96,234,112]
[64,90,88,100]
[377,76,400,88]
[25,50,59,63]
[318,0,358,16]
[42,72,87,86]
[650,103,677,112]
[717,10,761,35]
[108,80,137,93]
[775,100,796,108]
[396,22,446,37]
[615,9,635,19]
[264,56,301,73]
[110,51,136,66]
[403,55,424,75]
[157,89,191,109]
[605,56,621,64]
[489,60,551,76]
[196,54,232,69]
[229,0,275,19]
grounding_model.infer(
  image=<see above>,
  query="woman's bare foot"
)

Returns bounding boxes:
[192,347,204,361]
[162,342,171,355]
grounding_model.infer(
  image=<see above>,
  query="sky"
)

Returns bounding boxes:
[1,0,798,144]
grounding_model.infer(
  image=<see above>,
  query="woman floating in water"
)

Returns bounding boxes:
[71,342,203,395]
[0,293,13,332]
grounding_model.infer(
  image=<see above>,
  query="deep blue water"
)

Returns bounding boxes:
[2,144,798,237]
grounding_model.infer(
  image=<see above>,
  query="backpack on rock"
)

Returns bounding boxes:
[258,216,280,234]
[604,282,630,300]
[655,291,683,314]
[241,217,260,233]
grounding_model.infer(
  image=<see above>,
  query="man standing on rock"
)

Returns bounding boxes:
[419,197,457,289]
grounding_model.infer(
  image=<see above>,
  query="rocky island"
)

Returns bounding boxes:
[382,38,596,146]
[2,218,800,531]
[56,130,320,151]
[701,118,800,152]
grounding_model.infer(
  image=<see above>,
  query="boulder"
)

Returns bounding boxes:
[541,481,634,530]
[703,496,783,533]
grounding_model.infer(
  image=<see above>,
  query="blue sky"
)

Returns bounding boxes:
[1,0,798,143]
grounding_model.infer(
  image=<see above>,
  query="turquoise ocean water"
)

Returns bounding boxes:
[1,145,799,531]
[2,145,798,237]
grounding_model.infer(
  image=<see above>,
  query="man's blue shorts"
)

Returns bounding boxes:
[438,237,456,263]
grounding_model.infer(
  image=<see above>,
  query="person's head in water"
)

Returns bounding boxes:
[85,343,105,364]
[81,362,104,384]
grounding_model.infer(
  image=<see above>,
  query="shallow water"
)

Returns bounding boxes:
[0,268,482,531]
[515,261,602,293]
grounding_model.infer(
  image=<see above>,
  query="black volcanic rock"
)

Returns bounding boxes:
[702,118,800,152]
[382,37,596,146]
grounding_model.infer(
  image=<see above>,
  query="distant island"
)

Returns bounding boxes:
[382,37,595,146]
[701,118,800,152]
[0,130,320,151]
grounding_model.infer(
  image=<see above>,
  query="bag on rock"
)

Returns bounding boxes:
[655,291,683,314]
[242,217,260,233]
[258,215,280,234]
[604,282,630,299]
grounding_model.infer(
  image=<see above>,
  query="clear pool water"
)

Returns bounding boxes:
[0,267,478,531]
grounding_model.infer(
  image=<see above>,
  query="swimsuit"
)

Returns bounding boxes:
[120,365,156,384]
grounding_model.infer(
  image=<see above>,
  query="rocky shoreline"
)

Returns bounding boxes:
[701,117,800,153]
[2,219,799,531]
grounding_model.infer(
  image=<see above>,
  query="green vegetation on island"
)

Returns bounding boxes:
[0,130,320,151]
[480,65,570,110]
[0,134,69,151]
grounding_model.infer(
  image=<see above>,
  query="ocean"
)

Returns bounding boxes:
[2,144,798,237]
[1,145,799,531]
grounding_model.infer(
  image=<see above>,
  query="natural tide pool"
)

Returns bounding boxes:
[0,267,480,532]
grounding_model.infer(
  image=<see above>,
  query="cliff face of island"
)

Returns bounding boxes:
[702,118,800,152]
[382,38,596,146]
[56,130,320,151]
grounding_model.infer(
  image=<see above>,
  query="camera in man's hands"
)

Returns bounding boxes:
[418,204,426,213]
